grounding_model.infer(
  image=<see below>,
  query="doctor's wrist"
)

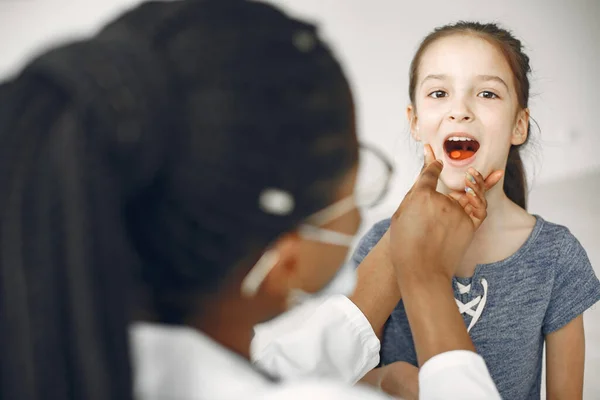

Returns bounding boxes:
[396,268,452,296]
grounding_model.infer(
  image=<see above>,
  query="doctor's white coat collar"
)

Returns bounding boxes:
[130,322,272,400]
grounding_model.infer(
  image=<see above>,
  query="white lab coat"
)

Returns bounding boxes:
[130,322,391,400]
[251,293,381,383]
[130,294,500,399]
[251,294,501,399]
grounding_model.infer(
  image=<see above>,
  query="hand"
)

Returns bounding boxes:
[359,362,419,400]
[389,145,482,281]
[449,166,504,230]
[387,144,483,365]
[380,362,419,400]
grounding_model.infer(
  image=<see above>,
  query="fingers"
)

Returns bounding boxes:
[463,168,503,223]
[414,145,443,191]
[484,170,504,191]
[448,191,470,209]
[464,169,503,227]
[451,191,485,227]
[465,169,484,199]
[465,203,476,219]
[448,168,490,229]
[394,145,442,217]
[423,144,436,167]
[383,362,420,400]
[466,168,488,221]
[415,161,443,191]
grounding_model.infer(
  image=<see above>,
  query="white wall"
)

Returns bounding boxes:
[1,0,599,397]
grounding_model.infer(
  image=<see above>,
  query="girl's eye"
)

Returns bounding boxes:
[428,90,448,99]
[478,91,499,99]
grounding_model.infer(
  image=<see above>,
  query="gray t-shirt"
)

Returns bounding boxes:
[351,215,600,399]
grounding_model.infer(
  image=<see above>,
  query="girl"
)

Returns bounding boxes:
[354,21,600,399]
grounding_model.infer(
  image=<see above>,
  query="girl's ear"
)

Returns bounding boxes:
[407,105,421,141]
[511,108,530,145]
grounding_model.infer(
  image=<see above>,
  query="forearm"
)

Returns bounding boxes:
[546,360,584,400]
[545,317,585,400]
[547,387,583,400]
[398,271,475,366]
[358,367,385,389]
[349,230,401,338]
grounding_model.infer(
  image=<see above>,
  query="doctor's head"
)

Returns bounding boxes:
[104,2,368,325]
[0,3,387,393]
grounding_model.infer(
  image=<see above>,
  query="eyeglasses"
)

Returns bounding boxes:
[298,143,394,246]
[304,142,394,226]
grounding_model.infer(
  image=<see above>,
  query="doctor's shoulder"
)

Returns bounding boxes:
[257,380,393,400]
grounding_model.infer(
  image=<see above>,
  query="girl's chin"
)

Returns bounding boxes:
[442,184,466,194]
[439,174,468,193]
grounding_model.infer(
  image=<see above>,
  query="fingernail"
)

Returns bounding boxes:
[466,173,476,184]
[465,187,476,196]
[469,167,480,177]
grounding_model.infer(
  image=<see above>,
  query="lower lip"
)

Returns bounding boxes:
[443,151,477,167]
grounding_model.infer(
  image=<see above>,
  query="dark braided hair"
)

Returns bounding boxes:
[0,1,357,399]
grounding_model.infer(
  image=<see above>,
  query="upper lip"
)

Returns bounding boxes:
[443,132,480,143]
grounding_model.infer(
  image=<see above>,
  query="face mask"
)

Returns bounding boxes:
[240,201,358,303]
[240,244,357,304]
[286,259,358,306]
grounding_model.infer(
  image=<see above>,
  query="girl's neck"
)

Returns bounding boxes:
[437,177,536,277]
[436,176,520,232]
[477,182,515,233]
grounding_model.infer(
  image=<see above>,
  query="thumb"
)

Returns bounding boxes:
[484,170,504,191]
[422,144,437,170]
[414,155,443,191]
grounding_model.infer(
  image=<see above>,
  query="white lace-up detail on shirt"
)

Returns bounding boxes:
[455,278,489,333]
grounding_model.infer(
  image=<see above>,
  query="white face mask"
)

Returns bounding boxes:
[287,260,358,306]
[240,196,359,303]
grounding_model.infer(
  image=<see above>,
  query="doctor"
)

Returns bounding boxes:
[0,1,501,400]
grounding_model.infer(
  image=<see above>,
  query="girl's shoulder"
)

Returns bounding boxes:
[528,216,600,334]
[525,215,588,262]
[361,218,391,243]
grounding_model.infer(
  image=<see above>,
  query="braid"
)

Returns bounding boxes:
[0,25,177,400]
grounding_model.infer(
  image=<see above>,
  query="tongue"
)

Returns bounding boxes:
[449,150,476,160]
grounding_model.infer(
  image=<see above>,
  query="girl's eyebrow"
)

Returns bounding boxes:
[420,74,509,91]
[420,74,447,86]
[476,75,509,90]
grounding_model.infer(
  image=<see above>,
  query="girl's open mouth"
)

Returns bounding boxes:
[444,136,480,161]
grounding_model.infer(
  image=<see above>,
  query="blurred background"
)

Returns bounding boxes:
[1,0,598,397]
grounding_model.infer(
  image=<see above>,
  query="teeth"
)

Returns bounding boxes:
[448,136,474,142]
